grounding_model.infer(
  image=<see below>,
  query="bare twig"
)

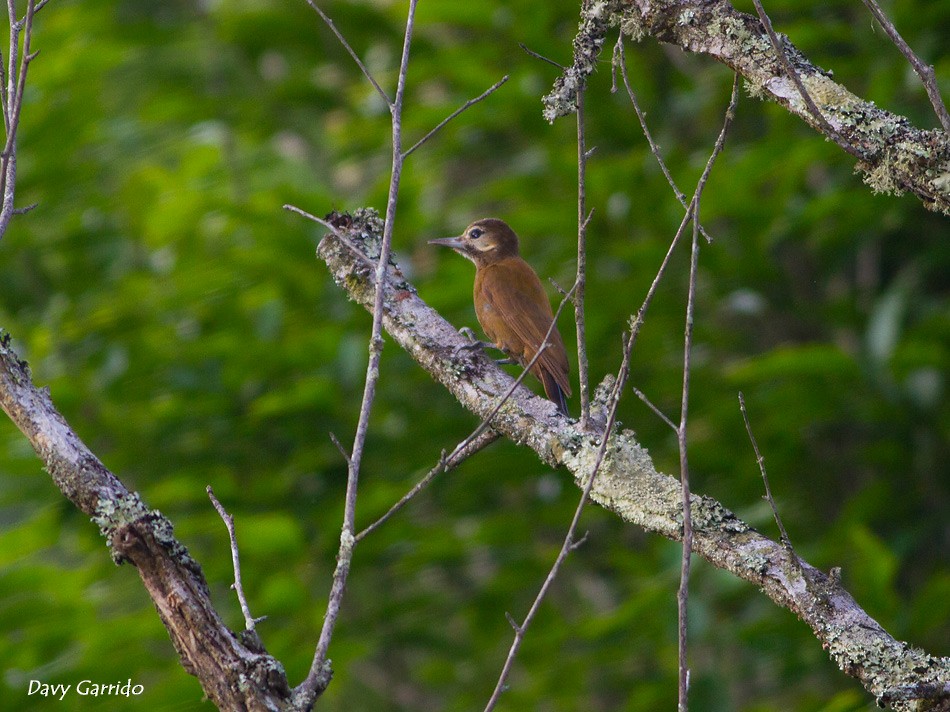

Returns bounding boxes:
[675,208,700,712]
[751,0,865,160]
[305,0,392,107]
[518,42,565,70]
[628,74,739,359]
[0,0,38,241]
[632,386,676,432]
[207,486,264,632]
[575,88,591,427]
[738,392,795,554]
[613,38,712,244]
[283,204,376,268]
[328,431,351,465]
[403,74,509,157]
[695,75,740,207]
[859,0,950,132]
[296,0,419,704]
[355,429,500,542]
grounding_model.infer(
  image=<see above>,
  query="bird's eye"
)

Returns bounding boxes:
[469,228,483,239]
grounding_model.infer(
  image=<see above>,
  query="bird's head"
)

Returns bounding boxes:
[428,218,520,266]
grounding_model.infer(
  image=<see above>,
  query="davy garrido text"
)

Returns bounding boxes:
[27,678,144,701]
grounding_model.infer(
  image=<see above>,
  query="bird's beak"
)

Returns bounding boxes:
[428,236,465,249]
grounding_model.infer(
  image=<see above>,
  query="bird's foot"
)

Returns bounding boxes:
[495,357,517,365]
[454,327,491,356]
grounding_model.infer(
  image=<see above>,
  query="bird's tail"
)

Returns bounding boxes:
[541,371,570,417]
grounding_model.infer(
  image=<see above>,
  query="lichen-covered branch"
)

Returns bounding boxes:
[317,210,950,711]
[543,0,950,214]
[0,330,293,711]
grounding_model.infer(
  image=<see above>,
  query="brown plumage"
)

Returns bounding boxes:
[429,218,572,416]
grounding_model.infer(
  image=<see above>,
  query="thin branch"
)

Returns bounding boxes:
[751,0,865,160]
[355,429,499,542]
[2,0,17,131]
[305,0,392,107]
[328,431,351,465]
[402,74,509,158]
[675,206,700,712]
[738,392,795,554]
[283,204,375,268]
[0,0,37,241]
[627,74,738,357]
[296,0,419,704]
[613,38,713,243]
[706,76,741,179]
[518,42,565,70]
[632,386,676,431]
[859,0,950,132]
[575,88,591,427]
[207,486,264,632]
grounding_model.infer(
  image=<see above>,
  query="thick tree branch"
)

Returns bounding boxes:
[0,331,293,711]
[316,211,950,711]
[544,0,950,214]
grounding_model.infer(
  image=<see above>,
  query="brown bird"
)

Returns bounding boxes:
[429,218,572,416]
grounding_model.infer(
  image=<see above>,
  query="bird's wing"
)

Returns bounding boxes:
[480,261,572,396]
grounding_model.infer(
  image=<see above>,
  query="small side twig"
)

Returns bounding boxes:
[403,74,509,158]
[283,204,377,268]
[328,431,351,465]
[613,38,712,244]
[632,386,676,431]
[859,0,950,132]
[207,486,265,632]
[305,1,392,108]
[355,428,500,542]
[518,42,565,70]
[751,0,865,159]
[738,392,795,555]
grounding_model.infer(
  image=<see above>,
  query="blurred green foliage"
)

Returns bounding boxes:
[0,0,947,710]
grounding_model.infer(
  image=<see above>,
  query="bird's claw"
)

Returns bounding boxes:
[454,327,489,357]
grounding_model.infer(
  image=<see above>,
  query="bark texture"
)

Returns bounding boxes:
[0,331,294,712]
[543,0,950,214]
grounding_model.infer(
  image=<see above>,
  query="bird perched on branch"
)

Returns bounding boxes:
[429,218,572,416]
